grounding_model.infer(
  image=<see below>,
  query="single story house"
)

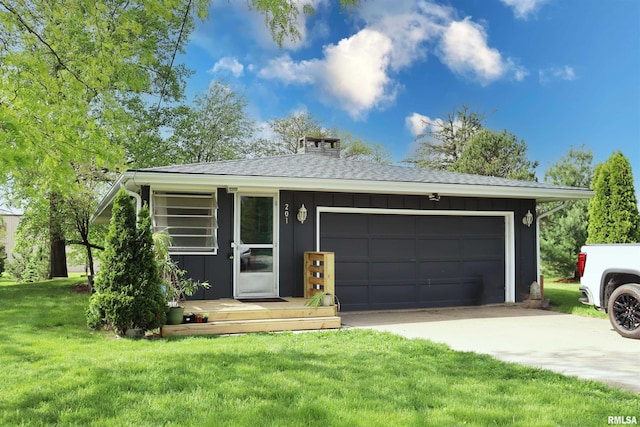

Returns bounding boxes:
[94,137,592,311]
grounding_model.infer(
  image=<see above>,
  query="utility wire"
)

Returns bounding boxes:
[154,0,193,117]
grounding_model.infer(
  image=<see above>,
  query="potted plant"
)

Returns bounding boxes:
[163,267,210,324]
[305,292,333,307]
[201,313,209,323]
[154,232,211,325]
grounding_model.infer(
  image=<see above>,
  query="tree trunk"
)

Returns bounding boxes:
[85,239,95,291]
[49,193,68,278]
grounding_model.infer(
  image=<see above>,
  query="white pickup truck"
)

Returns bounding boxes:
[578,244,640,339]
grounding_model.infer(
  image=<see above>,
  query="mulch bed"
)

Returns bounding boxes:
[71,283,91,293]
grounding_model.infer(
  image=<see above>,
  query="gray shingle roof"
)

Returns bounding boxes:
[132,154,584,192]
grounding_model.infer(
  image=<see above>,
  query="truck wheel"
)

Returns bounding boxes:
[607,284,640,339]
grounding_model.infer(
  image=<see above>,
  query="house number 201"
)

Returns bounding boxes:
[284,203,289,224]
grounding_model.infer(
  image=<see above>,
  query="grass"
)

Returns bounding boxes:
[1,278,637,426]
[543,278,607,319]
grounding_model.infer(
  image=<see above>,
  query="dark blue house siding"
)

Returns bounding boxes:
[144,186,536,306]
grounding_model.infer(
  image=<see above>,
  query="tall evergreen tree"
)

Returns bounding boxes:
[540,145,593,278]
[88,190,169,335]
[587,151,640,243]
[132,205,167,330]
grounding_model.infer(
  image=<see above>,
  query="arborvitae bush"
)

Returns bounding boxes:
[87,188,166,335]
[587,151,640,243]
[131,206,166,330]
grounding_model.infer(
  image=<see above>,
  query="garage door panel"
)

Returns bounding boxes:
[323,237,369,257]
[336,284,370,311]
[371,284,417,304]
[370,215,414,235]
[371,238,415,259]
[371,262,415,280]
[462,217,503,234]
[417,239,460,258]
[462,260,504,302]
[418,277,483,305]
[416,216,460,235]
[462,238,504,257]
[322,213,368,233]
[418,261,464,278]
[335,262,368,281]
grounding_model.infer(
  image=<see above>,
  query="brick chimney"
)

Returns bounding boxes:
[297,136,341,158]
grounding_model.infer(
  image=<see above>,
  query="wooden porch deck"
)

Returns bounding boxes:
[160,298,341,337]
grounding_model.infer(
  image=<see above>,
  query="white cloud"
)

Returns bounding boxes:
[553,65,576,81]
[211,57,245,77]
[355,0,451,70]
[500,0,548,20]
[512,61,529,81]
[321,29,395,119]
[438,18,509,85]
[405,113,432,137]
[539,65,577,84]
[257,54,319,84]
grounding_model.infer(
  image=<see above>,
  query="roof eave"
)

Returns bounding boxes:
[114,170,593,202]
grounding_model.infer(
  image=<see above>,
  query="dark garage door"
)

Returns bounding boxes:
[320,213,506,311]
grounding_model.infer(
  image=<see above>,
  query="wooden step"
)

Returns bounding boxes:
[185,300,336,322]
[161,316,341,337]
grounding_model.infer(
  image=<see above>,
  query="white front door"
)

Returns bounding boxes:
[234,193,278,298]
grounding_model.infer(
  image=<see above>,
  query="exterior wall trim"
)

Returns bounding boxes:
[315,206,516,303]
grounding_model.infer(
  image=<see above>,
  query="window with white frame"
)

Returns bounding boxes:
[152,191,218,252]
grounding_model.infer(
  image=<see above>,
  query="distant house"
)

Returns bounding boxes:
[0,211,22,263]
[94,137,592,311]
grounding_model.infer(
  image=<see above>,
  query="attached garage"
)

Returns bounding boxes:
[319,208,513,311]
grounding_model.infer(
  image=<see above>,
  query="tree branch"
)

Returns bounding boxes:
[0,1,97,97]
[67,240,105,251]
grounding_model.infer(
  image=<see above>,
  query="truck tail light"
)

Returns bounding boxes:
[577,252,587,278]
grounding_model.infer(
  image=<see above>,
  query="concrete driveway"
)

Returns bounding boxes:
[340,305,640,394]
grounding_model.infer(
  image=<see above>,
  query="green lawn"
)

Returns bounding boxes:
[543,279,607,319]
[1,278,637,426]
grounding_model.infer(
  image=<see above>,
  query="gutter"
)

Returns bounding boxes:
[91,174,129,223]
[125,189,142,215]
[535,201,570,284]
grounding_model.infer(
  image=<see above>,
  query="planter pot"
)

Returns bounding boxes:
[167,306,185,325]
[321,294,332,306]
[183,313,196,324]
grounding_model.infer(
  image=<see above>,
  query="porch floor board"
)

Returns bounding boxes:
[160,298,340,337]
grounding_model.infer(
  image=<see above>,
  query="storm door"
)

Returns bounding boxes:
[234,193,278,297]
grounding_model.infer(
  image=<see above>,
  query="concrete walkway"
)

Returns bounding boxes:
[340,305,640,394]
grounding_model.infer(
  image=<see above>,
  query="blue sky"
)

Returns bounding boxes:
[178,0,639,190]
